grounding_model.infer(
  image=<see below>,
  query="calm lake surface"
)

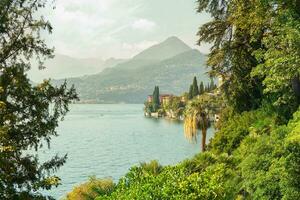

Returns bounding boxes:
[38,104,214,199]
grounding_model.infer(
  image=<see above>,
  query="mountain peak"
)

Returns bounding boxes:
[164,36,183,43]
[132,36,192,61]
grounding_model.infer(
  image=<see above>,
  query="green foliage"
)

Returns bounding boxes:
[0,0,78,199]
[144,101,154,113]
[232,108,300,199]
[0,0,54,68]
[282,110,300,199]
[94,157,233,200]
[188,85,193,100]
[89,106,300,200]
[208,107,300,200]
[184,99,212,151]
[251,2,300,115]
[152,86,160,112]
[209,78,217,91]
[140,160,163,176]
[199,81,204,95]
[197,0,268,113]
[163,96,185,118]
[193,2,300,196]
[65,177,114,200]
[188,77,210,100]
[192,76,199,97]
[198,0,300,116]
[209,109,276,154]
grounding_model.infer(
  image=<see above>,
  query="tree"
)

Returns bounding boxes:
[199,81,204,95]
[197,0,264,113]
[192,76,199,97]
[197,0,300,117]
[184,101,211,152]
[0,1,78,199]
[205,83,210,93]
[152,86,160,112]
[250,1,300,116]
[152,87,156,111]
[164,97,184,118]
[144,101,153,113]
[188,85,193,100]
[209,78,216,91]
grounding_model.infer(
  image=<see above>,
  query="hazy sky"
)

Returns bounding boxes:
[43,0,211,59]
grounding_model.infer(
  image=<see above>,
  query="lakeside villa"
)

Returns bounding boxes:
[145,92,221,122]
[147,94,173,105]
[147,94,187,105]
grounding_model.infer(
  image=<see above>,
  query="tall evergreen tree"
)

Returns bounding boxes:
[192,76,199,97]
[188,85,193,100]
[152,86,156,110]
[205,83,210,93]
[156,86,160,106]
[199,81,204,95]
[152,86,160,112]
[0,1,78,199]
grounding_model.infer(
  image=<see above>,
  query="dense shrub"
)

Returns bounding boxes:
[65,177,114,200]
[209,108,277,154]
[95,162,232,200]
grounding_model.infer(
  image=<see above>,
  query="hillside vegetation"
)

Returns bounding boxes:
[52,37,209,103]
[66,107,300,200]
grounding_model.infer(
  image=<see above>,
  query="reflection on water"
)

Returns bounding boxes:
[37,104,214,199]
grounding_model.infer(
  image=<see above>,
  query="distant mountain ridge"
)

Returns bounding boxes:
[28,54,126,81]
[52,36,209,103]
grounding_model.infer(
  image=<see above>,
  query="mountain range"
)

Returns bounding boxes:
[28,55,126,81]
[51,36,209,103]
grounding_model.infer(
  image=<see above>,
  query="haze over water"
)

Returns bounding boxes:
[37,104,214,199]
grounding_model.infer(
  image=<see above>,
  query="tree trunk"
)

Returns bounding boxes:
[201,128,207,152]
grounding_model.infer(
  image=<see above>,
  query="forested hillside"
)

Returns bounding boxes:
[53,38,209,103]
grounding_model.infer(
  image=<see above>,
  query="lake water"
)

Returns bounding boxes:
[37,104,214,199]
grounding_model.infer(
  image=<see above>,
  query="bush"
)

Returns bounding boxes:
[65,177,114,200]
[209,108,277,154]
[140,160,163,176]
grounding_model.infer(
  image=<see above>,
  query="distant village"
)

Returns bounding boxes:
[144,76,222,122]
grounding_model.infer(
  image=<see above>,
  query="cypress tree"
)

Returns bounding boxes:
[192,76,199,97]
[205,84,209,92]
[156,86,160,106]
[152,86,157,111]
[199,81,204,95]
[188,85,193,99]
[152,86,160,112]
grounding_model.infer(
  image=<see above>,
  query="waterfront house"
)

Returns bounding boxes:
[147,94,173,105]
[160,94,173,105]
[147,95,153,103]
